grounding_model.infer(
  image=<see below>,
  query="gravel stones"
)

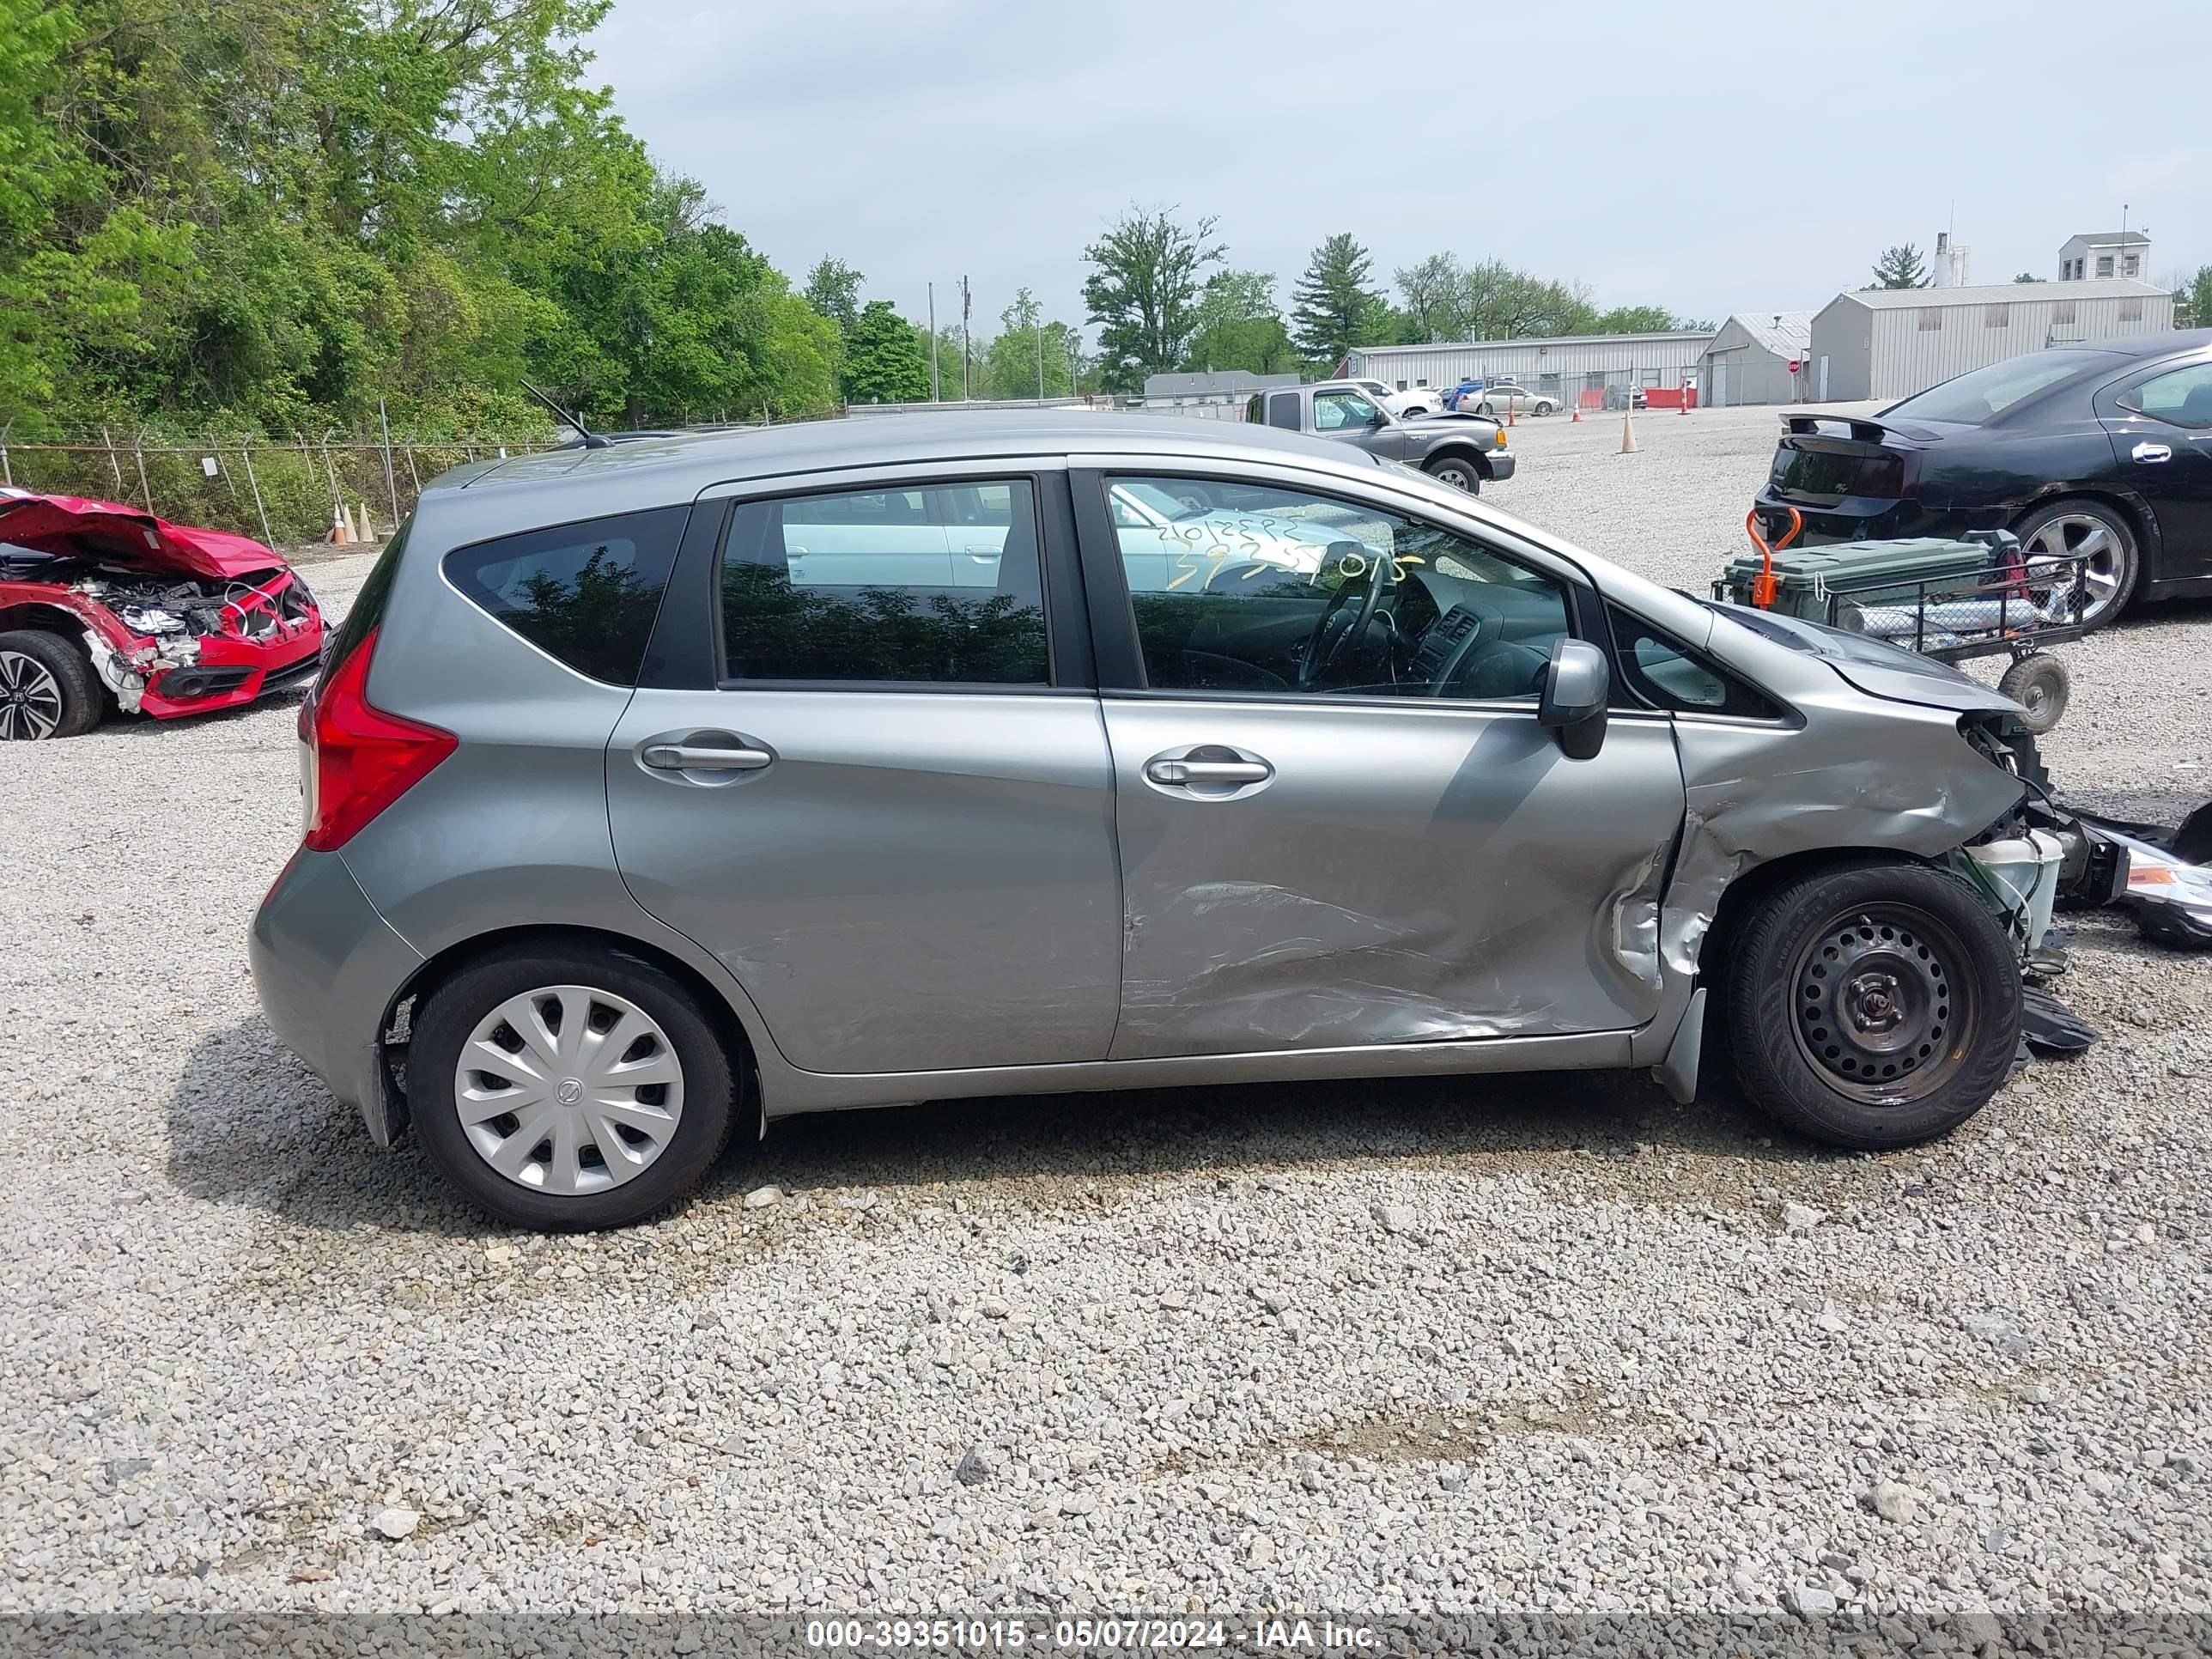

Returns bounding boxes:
[370,1508,419,1541]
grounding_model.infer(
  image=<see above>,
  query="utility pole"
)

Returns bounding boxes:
[960,276,972,402]
[927,282,940,404]
[1036,319,1045,403]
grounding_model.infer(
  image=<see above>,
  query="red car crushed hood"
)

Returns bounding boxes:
[0,489,325,726]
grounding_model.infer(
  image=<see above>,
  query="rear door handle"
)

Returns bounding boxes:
[642,743,773,772]
[2133,441,2172,464]
[1146,758,1272,786]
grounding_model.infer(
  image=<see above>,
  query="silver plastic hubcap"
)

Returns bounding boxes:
[454,985,684,1195]
[0,650,64,740]
[2023,514,2125,622]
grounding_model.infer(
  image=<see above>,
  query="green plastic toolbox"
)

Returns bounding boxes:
[1715,537,1997,624]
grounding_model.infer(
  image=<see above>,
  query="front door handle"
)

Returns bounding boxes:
[1146,757,1272,786]
[642,742,773,772]
[2133,441,2172,464]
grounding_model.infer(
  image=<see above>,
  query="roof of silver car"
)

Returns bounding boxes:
[440,411,1389,495]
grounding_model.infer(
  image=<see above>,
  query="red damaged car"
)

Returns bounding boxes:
[0,489,324,741]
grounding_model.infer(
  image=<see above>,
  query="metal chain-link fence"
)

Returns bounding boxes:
[0,428,578,546]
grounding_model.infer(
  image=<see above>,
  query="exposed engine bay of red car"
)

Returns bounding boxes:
[0,491,325,732]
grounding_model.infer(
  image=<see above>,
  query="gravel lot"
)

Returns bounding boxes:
[3,404,2209,1632]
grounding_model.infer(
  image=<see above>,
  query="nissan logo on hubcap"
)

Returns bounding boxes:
[556,1077,584,1105]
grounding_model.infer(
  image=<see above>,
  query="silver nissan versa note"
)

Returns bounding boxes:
[251,415,2050,1231]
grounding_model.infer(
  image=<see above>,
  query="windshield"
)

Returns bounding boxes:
[1885,349,2125,425]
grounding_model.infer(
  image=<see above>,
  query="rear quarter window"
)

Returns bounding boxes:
[442,506,686,685]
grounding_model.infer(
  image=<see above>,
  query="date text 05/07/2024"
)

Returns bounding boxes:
[804,1617,1382,1650]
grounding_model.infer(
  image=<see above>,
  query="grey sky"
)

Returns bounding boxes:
[586,0,2209,342]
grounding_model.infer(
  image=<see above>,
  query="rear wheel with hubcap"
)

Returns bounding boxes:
[410,945,737,1230]
[1729,860,2020,1149]
[2011,499,2138,630]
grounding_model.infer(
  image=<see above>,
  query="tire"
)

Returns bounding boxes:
[0,629,100,741]
[1996,653,2070,734]
[1728,860,2021,1151]
[1474,401,1495,417]
[409,944,738,1231]
[1533,400,1555,417]
[2010,498,2139,630]
[1423,453,1483,493]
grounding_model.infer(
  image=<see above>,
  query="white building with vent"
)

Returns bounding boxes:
[1806,280,2172,403]
[1698,312,1814,406]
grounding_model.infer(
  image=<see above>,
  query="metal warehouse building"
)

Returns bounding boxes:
[1700,312,1813,407]
[1346,331,1712,406]
[1809,279,2173,402]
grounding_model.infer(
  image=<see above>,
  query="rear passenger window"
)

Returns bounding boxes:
[442,507,684,685]
[719,478,1048,684]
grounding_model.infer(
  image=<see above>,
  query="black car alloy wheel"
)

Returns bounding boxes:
[1788,902,1980,1104]
[0,648,64,740]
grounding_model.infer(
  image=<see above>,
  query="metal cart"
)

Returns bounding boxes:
[1716,512,2090,733]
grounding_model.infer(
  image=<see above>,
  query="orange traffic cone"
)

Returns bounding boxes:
[1620,406,1638,454]
[1571,404,1581,423]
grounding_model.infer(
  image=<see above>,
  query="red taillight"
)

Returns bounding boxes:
[301,627,455,852]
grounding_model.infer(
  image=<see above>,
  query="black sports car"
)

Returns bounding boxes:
[1754,330,2212,629]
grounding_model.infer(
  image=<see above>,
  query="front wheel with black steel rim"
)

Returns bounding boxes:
[0,629,100,741]
[1423,453,1483,493]
[2011,499,2138,631]
[1728,860,2021,1150]
[410,945,738,1230]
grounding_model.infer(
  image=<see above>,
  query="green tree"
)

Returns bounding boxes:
[1869,244,1930,289]
[1394,252,1468,343]
[1291,233,1387,366]
[1589,305,1683,334]
[983,288,1080,398]
[842,300,929,404]
[2172,265,2212,329]
[1185,270,1296,374]
[803,257,863,333]
[1081,205,1224,393]
[2013,272,2043,283]
[0,0,845,439]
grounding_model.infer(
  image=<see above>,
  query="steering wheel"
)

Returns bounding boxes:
[1296,551,1390,690]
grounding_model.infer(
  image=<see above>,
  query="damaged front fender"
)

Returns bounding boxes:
[1661,694,2028,981]
[83,627,199,714]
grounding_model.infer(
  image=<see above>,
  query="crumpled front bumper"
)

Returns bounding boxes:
[80,572,324,720]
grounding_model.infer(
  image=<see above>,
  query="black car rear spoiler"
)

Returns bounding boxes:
[1780,412,1897,443]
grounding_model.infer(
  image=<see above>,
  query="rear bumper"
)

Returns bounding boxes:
[1753,490,2005,547]
[249,848,423,1145]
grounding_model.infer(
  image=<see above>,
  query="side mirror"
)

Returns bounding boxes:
[1368,408,1389,427]
[1539,638,1610,760]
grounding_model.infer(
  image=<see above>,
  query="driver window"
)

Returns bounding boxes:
[1106,475,1572,701]
[1313,392,1378,431]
